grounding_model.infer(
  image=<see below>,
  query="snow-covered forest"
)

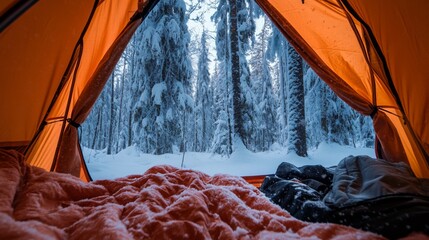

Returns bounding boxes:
[79,0,374,160]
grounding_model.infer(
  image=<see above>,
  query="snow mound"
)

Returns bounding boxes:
[84,143,375,181]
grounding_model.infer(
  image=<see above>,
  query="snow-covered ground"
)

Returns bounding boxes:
[83,142,375,181]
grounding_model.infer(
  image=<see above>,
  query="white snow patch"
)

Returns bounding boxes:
[152,82,166,105]
[83,142,374,180]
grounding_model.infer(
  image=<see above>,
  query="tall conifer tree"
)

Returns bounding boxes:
[131,0,192,154]
[194,31,213,152]
[287,43,307,157]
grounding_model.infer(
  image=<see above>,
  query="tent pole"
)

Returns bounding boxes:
[0,0,38,33]
[340,0,429,166]
[24,0,100,160]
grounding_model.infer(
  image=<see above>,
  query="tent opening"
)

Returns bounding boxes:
[78,0,375,180]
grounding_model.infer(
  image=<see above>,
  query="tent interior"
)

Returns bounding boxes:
[1,0,429,238]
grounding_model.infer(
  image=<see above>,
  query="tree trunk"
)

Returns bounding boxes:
[226,78,233,156]
[180,111,186,152]
[229,0,243,142]
[202,104,206,151]
[116,58,126,152]
[321,84,328,138]
[224,49,233,156]
[107,75,115,154]
[279,41,288,145]
[194,109,199,151]
[127,113,132,147]
[287,43,307,157]
[91,108,102,149]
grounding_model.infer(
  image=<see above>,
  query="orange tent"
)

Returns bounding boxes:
[0,0,158,181]
[255,0,429,178]
[1,0,428,180]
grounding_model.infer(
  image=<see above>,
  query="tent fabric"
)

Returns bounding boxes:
[0,0,155,181]
[0,1,19,17]
[0,0,95,147]
[345,0,429,177]
[255,0,429,177]
[0,0,429,179]
[54,19,141,180]
[24,0,147,181]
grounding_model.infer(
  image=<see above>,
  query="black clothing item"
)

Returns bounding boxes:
[260,155,429,239]
[260,176,329,221]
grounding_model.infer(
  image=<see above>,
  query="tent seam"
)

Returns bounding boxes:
[24,0,100,158]
[49,0,100,172]
[0,0,38,33]
[336,0,378,115]
[340,0,429,168]
[253,0,372,115]
[51,39,84,172]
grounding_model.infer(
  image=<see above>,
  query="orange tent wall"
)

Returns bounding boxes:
[1,0,428,180]
[0,0,154,181]
[26,0,144,181]
[0,1,94,147]
[256,0,429,177]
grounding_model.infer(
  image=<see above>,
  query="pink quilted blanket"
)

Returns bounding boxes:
[0,149,384,239]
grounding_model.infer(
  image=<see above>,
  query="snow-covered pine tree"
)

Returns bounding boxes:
[353,113,374,147]
[267,26,288,146]
[287,42,307,157]
[81,73,112,151]
[115,45,134,152]
[211,61,233,155]
[211,1,233,155]
[129,22,154,153]
[250,17,276,151]
[325,86,354,146]
[213,0,256,151]
[131,0,193,154]
[107,71,115,154]
[304,68,326,148]
[232,0,257,149]
[304,67,375,148]
[211,109,232,155]
[194,30,213,152]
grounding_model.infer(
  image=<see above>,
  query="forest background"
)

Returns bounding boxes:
[79,0,375,162]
